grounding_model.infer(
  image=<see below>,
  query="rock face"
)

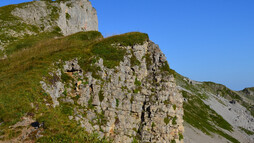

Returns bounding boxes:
[41,41,184,143]
[11,0,98,36]
[12,0,98,35]
[0,0,98,58]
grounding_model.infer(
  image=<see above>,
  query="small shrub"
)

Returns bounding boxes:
[179,133,183,140]
[96,111,107,126]
[63,90,67,96]
[132,137,139,143]
[164,117,170,125]
[66,3,72,8]
[133,88,141,94]
[172,116,177,125]
[65,13,71,20]
[160,61,170,73]
[99,90,104,102]
[164,100,171,105]
[173,104,176,110]
[152,122,156,128]
[116,98,119,107]
[130,95,134,103]
[134,78,141,86]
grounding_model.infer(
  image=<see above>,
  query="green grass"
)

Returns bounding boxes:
[164,115,172,125]
[202,82,242,101]
[172,116,177,125]
[144,53,152,68]
[179,133,183,140]
[0,0,68,58]
[182,91,239,143]
[61,72,73,83]
[0,31,148,141]
[130,51,141,67]
[66,13,71,20]
[0,2,42,46]
[99,90,104,102]
[170,68,250,143]
[116,98,119,107]
[160,61,171,75]
[173,104,176,110]
[134,78,142,86]
[36,107,110,143]
[239,127,254,135]
[0,0,67,59]
[5,30,62,56]
[91,32,148,68]
[60,103,73,116]
[0,31,102,138]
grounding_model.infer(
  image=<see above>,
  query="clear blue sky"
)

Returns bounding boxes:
[1,0,254,90]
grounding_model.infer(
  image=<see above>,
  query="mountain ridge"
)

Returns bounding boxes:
[170,69,254,143]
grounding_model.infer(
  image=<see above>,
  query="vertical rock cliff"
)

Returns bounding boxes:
[11,0,98,35]
[40,39,184,143]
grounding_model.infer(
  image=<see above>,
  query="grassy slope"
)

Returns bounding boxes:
[0,31,148,142]
[170,69,240,143]
[0,0,64,57]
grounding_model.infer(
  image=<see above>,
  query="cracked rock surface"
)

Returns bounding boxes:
[41,41,184,143]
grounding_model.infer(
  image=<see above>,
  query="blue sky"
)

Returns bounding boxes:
[1,0,254,90]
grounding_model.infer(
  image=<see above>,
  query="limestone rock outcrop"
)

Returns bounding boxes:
[11,0,98,36]
[0,0,98,58]
[41,41,184,143]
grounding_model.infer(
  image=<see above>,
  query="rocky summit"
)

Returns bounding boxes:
[0,0,253,143]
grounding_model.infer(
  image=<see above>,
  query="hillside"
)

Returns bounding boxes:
[170,70,254,143]
[0,30,184,143]
[0,0,98,59]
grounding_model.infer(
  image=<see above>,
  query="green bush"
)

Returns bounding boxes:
[134,78,141,86]
[116,98,119,107]
[99,90,104,102]
[65,13,71,20]
[173,104,176,110]
[164,117,170,125]
[179,133,183,140]
[172,116,177,125]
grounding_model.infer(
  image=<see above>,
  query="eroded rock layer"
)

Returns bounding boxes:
[41,41,184,143]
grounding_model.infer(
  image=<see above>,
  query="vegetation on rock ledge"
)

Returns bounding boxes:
[0,31,149,142]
